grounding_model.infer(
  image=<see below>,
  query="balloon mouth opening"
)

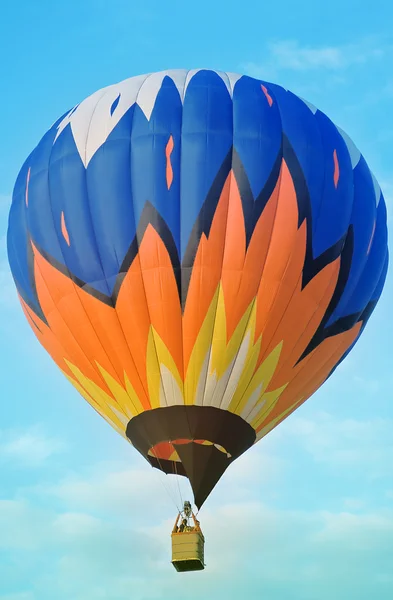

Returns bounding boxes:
[148,439,232,463]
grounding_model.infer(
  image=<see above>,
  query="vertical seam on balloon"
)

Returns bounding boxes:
[194,83,212,408]
[178,70,197,452]
[83,88,112,296]
[213,75,247,321]
[369,246,389,303]
[178,70,187,388]
[212,87,257,411]
[197,80,222,407]
[148,75,173,410]
[218,84,285,417]
[208,72,244,501]
[9,227,36,319]
[324,131,363,327]
[8,173,34,311]
[328,167,378,323]
[357,250,388,322]
[128,73,171,412]
[9,152,50,318]
[302,105,327,252]
[193,81,232,411]
[153,84,182,410]
[309,117,351,276]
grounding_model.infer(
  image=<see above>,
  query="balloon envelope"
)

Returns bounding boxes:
[7,70,388,508]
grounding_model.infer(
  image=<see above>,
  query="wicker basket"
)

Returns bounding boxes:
[171,529,205,572]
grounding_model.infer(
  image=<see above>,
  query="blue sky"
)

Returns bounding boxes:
[0,1,392,598]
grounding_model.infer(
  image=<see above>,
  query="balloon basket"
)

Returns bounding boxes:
[171,529,205,572]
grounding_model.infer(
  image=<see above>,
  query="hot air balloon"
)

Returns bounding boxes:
[7,69,388,571]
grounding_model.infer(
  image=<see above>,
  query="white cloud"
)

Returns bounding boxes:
[0,427,64,467]
[315,510,393,549]
[270,40,383,71]
[342,497,366,510]
[243,39,386,80]
[54,512,105,537]
[276,411,393,478]
[0,499,53,550]
[45,464,178,518]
